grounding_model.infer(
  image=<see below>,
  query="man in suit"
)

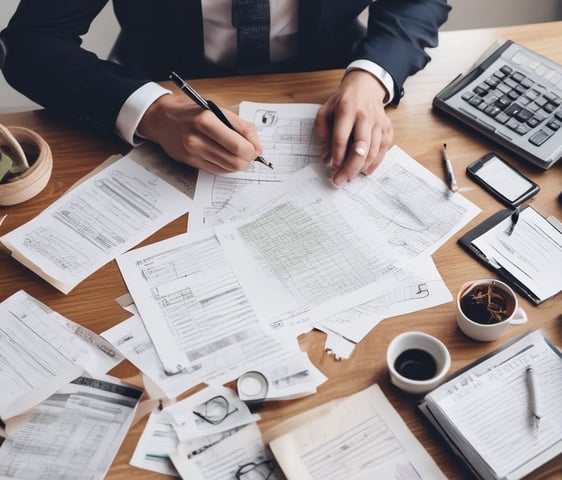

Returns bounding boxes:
[1,0,450,187]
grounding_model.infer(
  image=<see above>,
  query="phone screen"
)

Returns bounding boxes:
[470,154,535,203]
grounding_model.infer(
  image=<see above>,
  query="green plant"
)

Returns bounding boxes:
[0,124,29,184]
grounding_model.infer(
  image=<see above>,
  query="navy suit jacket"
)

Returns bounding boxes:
[2,0,449,135]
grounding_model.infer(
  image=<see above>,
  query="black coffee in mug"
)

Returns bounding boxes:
[394,348,437,381]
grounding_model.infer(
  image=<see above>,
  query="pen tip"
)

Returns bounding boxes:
[256,156,273,169]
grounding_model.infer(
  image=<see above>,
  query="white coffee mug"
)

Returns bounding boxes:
[386,331,451,395]
[456,279,527,342]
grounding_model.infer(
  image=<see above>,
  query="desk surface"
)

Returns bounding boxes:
[1,21,561,480]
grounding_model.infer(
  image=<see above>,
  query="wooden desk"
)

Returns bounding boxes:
[1,22,561,480]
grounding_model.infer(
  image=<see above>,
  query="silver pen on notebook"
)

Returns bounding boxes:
[526,366,542,430]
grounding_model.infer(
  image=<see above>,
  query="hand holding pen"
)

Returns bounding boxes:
[136,73,267,175]
[169,72,272,169]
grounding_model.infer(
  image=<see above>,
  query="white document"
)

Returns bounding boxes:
[1,144,194,293]
[268,384,446,480]
[421,329,562,480]
[244,350,327,402]
[163,386,260,442]
[0,375,143,480]
[130,410,180,477]
[0,290,122,420]
[222,145,481,258]
[317,256,453,346]
[189,102,321,230]
[116,228,302,376]
[471,206,562,302]
[214,162,431,331]
[171,423,285,480]
[102,313,203,399]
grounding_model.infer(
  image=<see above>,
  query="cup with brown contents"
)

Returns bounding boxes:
[456,279,527,342]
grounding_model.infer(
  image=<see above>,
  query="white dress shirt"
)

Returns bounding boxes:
[116,0,395,145]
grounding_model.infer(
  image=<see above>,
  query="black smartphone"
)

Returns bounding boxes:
[466,152,540,207]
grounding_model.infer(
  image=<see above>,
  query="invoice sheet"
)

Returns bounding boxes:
[268,384,446,480]
[116,228,302,376]
[222,145,481,258]
[317,256,453,345]
[0,144,194,294]
[423,329,562,480]
[130,410,180,476]
[214,163,420,331]
[102,313,203,399]
[471,206,562,302]
[0,375,143,480]
[189,102,321,230]
[0,290,122,420]
[171,423,285,480]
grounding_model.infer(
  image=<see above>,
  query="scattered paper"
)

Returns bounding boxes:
[171,423,284,480]
[189,102,321,230]
[130,410,180,477]
[268,384,446,480]
[0,144,194,293]
[0,375,143,480]
[0,290,122,420]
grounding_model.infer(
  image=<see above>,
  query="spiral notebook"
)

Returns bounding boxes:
[419,329,562,480]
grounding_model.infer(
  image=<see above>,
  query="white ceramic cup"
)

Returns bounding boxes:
[456,279,527,342]
[386,331,451,395]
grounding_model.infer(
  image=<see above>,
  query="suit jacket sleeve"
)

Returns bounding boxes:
[1,0,150,136]
[355,0,451,105]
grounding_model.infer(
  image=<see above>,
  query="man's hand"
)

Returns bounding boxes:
[315,70,394,187]
[138,94,263,175]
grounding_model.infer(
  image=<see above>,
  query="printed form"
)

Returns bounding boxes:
[0,376,143,480]
[214,164,410,331]
[189,102,321,230]
[116,229,305,376]
[216,150,479,335]
[171,423,284,480]
[267,384,446,480]
[221,145,481,259]
[0,144,194,294]
[316,258,453,357]
[472,206,562,301]
[118,144,480,373]
[0,290,122,420]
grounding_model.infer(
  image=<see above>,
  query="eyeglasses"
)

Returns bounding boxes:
[235,460,274,480]
[192,395,239,425]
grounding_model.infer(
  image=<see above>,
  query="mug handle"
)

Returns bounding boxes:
[509,307,528,325]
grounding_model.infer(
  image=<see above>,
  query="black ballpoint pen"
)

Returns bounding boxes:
[507,206,520,236]
[169,71,273,169]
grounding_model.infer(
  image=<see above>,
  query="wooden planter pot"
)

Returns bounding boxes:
[0,125,53,206]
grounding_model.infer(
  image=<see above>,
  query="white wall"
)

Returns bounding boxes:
[443,0,562,30]
[1,0,561,112]
[0,1,119,112]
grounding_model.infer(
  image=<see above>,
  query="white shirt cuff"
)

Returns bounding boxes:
[116,82,172,146]
[346,60,395,105]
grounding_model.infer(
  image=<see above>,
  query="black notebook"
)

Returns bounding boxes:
[458,205,562,305]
